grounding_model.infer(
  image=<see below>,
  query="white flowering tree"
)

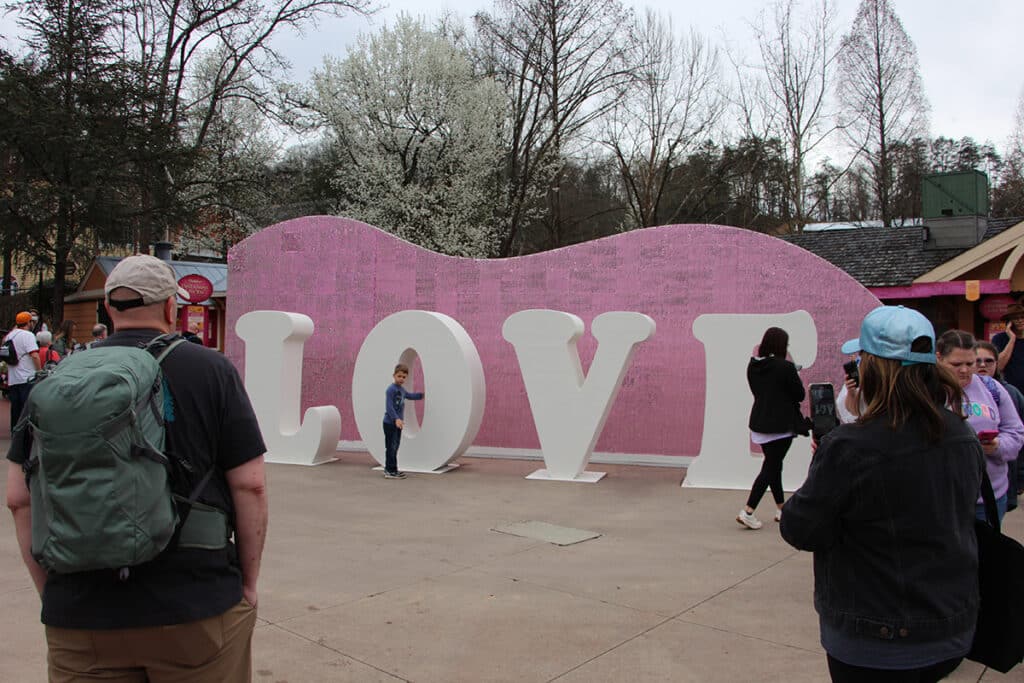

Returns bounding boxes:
[302,16,507,258]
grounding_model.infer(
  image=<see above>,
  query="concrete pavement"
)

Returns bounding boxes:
[2,407,1022,681]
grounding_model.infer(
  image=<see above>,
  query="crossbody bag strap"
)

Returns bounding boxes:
[979,466,1001,533]
[979,374,1002,407]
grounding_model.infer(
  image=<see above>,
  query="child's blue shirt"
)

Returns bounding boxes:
[384,383,424,424]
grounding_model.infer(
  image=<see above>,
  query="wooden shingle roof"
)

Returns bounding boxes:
[779,218,1021,287]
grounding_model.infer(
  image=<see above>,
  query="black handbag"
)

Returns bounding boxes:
[790,401,812,437]
[966,470,1024,673]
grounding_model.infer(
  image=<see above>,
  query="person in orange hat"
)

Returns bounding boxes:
[2,312,41,431]
[994,302,1024,394]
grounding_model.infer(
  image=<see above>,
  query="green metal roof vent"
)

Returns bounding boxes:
[921,171,989,250]
[921,170,989,219]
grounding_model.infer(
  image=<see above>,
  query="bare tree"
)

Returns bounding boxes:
[109,0,374,245]
[836,0,929,227]
[2,0,373,321]
[474,0,633,255]
[601,10,723,230]
[993,86,1024,217]
[750,0,839,231]
[1010,86,1024,158]
[176,51,281,258]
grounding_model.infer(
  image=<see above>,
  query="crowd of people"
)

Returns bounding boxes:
[1,311,111,426]
[744,304,1024,681]
[5,295,1024,681]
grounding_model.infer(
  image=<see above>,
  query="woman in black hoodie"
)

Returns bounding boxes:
[737,326,805,529]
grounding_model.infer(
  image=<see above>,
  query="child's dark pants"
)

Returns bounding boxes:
[383,421,401,474]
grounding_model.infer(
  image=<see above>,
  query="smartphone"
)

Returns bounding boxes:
[810,383,839,440]
[977,429,999,443]
[843,360,860,388]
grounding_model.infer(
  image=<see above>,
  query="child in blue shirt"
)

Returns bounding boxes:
[382,363,424,478]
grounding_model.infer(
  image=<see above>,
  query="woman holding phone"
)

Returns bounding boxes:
[782,306,984,681]
[976,340,1024,506]
[936,330,1024,522]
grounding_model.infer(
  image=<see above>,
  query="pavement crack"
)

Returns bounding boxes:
[672,549,801,616]
[672,617,823,656]
[545,615,677,682]
[270,622,411,682]
[545,550,804,682]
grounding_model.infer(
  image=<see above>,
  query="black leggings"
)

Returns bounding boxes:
[746,437,792,509]
[826,654,962,682]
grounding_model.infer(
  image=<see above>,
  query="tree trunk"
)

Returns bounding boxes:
[2,247,11,296]
[53,196,72,325]
[52,249,68,327]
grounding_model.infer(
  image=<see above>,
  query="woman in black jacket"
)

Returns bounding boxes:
[737,326,805,530]
[781,305,981,682]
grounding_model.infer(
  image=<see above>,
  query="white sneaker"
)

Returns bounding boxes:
[774,509,782,522]
[736,509,763,530]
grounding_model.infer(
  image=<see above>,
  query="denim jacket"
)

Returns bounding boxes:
[781,410,984,643]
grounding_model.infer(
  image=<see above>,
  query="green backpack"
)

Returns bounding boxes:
[16,334,197,575]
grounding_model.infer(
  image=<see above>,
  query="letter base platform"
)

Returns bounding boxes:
[525,469,606,483]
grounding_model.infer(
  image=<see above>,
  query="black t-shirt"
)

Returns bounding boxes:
[7,329,266,629]
[993,332,1024,393]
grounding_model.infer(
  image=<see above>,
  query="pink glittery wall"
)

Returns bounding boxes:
[226,217,879,458]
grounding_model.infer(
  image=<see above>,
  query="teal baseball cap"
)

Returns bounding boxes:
[840,305,936,366]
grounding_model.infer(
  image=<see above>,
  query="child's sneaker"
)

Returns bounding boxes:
[384,471,405,479]
[736,509,763,530]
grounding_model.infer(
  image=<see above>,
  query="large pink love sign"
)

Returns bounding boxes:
[226,217,878,488]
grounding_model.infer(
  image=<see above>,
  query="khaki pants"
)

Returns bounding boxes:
[46,599,257,683]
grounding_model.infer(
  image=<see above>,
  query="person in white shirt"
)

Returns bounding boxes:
[836,353,863,425]
[3,311,41,432]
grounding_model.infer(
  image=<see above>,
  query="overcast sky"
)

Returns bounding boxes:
[3,0,1022,152]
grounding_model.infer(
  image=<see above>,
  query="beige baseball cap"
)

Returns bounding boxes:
[105,255,189,309]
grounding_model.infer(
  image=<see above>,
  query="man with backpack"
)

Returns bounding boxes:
[6,255,268,681]
[2,311,41,433]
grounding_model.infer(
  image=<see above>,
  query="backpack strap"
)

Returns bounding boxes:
[176,468,216,524]
[143,333,186,364]
[138,334,186,427]
[143,333,221,538]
